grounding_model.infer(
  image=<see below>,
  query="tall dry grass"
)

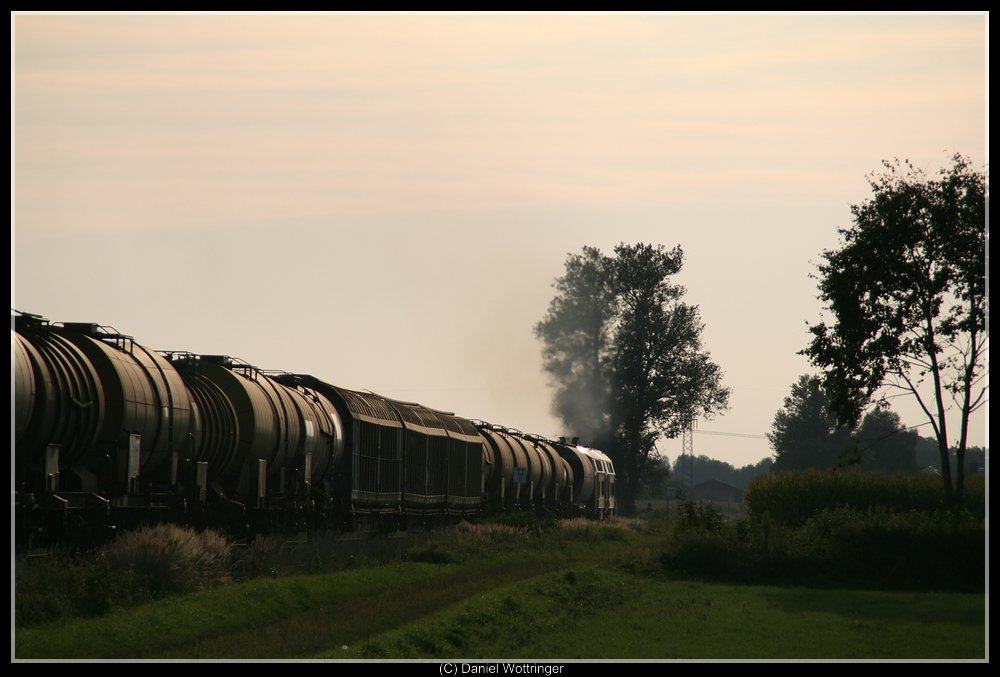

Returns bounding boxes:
[107,524,232,596]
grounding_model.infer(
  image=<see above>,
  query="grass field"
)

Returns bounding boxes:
[334,569,985,660]
[14,516,986,661]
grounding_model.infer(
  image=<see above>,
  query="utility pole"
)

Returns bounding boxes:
[682,419,696,487]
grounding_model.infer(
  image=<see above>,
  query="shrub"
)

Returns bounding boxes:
[796,507,985,591]
[14,549,110,626]
[658,501,749,580]
[15,525,233,627]
[675,501,725,535]
[661,530,748,579]
[656,498,985,591]
[106,524,232,598]
[404,542,464,565]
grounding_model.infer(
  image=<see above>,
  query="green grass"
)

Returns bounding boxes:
[15,553,561,659]
[15,520,626,659]
[14,515,986,660]
[16,551,985,660]
[328,568,985,660]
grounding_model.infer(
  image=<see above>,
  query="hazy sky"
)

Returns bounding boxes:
[12,12,988,468]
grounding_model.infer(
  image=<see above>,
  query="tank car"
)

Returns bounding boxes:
[14,312,192,542]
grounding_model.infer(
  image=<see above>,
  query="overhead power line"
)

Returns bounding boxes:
[693,429,767,440]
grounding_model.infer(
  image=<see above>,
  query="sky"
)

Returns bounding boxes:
[12,12,988,469]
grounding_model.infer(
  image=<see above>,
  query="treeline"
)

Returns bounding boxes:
[640,455,772,496]
[671,455,772,490]
[640,437,985,500]
[768,374,986,478]
[914,439,986,476]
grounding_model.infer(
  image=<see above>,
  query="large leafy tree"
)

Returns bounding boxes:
[855,408,919,474]
[768,374,854,472]
[535,242,730,514]
[803,155,987,505]
[768,375,919,473]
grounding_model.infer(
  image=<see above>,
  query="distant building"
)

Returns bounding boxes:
[689,479,744,504]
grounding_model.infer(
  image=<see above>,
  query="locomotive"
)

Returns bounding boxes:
[13,311,616,545]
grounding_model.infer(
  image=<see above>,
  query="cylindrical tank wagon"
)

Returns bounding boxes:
[14,315,192,496]
[13,311,615,543]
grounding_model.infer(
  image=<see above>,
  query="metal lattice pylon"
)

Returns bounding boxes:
[681,420,696,487]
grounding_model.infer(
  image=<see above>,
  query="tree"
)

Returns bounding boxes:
[668,454,772,490]
[914,440,986,477]
[769,375,919,474]
[732,457,773,489]
[855,408,918,474]
[535,243,730,515]
[768,374,854,471]
[803,154,986,505]
[637,455,671,499]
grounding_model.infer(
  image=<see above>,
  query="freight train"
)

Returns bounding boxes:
[13,311,616,545]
